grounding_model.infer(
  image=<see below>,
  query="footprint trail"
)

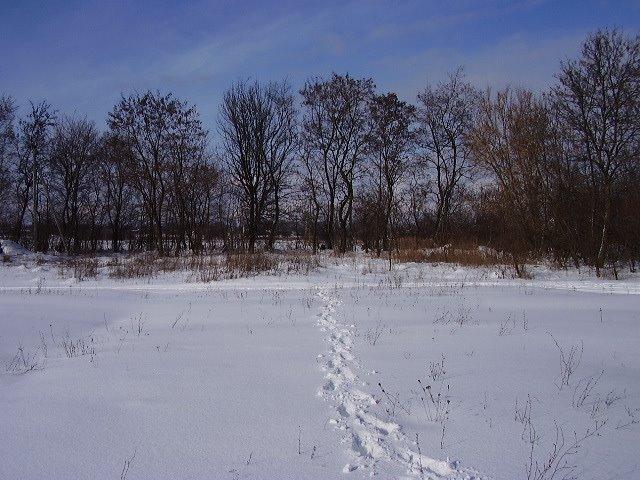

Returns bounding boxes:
[315,289,484,479]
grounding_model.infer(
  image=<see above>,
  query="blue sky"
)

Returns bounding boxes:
[1,0,638,130]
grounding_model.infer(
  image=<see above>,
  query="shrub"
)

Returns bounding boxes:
[58,257,99,280]
[392,243,505,266]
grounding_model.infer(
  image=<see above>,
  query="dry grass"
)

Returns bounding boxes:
[281,251,320,274]
[103,251,320,282]
[108,254,156,279]
[58,257,99,281]
[226,252,278,274]
[393,248,431,263]
[394,236,436,251]
[392,242,505,267]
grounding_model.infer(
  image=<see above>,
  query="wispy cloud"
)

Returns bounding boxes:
[376,30,585,101]
[1,0,638,128]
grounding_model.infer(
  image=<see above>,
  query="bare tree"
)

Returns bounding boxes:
[0,96,16,233]
[417,68,478,242]
[300,73,374,252]
[617,167,640,272]
[165,102,210,254]
[264,84,297,250]
[366,92,415,267]
[45,117,101,253]
[109,91,205,255]
[167,117,218,254]
[553,28,640,275]
[299,147,324,253]
[468,88,554,276]
[15,101,56,250]
[219,80,296,253]
[100,133,136,252]
[183,158,219,254]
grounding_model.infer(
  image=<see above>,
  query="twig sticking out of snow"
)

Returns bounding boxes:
[120,449,136,480]
[549,333,583,390]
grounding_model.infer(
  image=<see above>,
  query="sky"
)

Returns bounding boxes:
[1,0,639,131]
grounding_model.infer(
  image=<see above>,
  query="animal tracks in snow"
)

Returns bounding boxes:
[315,289,484,479]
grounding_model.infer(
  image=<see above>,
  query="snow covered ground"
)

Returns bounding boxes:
[0,252,639,479]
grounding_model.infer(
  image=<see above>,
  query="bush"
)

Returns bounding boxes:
[104,251,320,282]
[392,243,505,266]
[58,257,99,280]
[108,254,157,279]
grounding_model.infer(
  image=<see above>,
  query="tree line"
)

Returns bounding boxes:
[0,29,638,276]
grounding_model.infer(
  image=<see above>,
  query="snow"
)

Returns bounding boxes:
[0,255,638,479]
[316,290,481,479]
[0,238,33,257]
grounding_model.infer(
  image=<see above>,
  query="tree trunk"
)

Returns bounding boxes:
[595,180,612,278]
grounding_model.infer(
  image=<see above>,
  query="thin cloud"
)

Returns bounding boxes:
[378,31,585,101]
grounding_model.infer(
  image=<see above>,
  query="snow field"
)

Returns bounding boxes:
[0,258,638,479]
